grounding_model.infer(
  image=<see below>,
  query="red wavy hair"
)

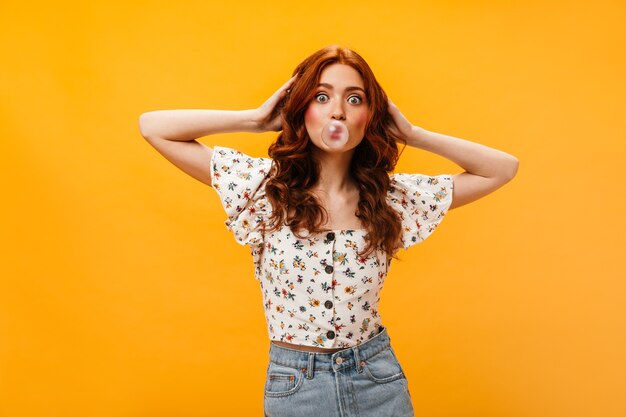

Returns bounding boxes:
[261,45,407,259]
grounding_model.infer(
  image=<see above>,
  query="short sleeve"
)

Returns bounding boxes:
[209,146,273,247]
[387,172,454,251]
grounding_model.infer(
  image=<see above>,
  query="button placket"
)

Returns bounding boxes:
[324,231,336,347]
[323,231,335,275]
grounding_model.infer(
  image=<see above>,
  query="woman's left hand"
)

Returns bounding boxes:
[387,98,415,140]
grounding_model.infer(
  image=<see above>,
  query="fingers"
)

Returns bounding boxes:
[286,74,298,86]
[262,74,299,116]
[283,74,298,95]
[259,75,298,127]
[268,76,296,103]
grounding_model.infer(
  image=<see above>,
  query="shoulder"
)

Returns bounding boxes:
[211,146,272,176]
[388,172,454,202]
[210,146,273,190]
[387,172,455,251]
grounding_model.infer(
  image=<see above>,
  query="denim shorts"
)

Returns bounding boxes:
[263,325,414,417]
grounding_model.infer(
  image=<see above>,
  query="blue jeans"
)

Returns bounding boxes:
[264,326,414,416]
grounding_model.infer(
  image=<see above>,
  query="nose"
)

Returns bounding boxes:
[330,98,345,120]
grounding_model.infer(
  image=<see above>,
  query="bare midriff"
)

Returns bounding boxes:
[271,340,346,353]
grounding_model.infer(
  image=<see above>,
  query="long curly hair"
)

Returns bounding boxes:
[261,45,407,259]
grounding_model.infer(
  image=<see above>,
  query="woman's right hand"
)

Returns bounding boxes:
[252,75,298,132]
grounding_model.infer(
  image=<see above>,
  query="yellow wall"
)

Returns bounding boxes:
[1,1,625,416]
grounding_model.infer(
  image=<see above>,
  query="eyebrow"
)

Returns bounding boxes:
[317,83,366,94]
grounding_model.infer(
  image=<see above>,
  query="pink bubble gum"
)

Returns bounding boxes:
[329,124,342,134]
[321,121,349,148]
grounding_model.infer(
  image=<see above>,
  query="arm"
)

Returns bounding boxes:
[387,99,519,210]
[138,110,256,187]
[137,75,297,186]
[138,109,260,141]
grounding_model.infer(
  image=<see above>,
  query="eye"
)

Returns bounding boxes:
[348,95,363,105]
[315,93,329,103]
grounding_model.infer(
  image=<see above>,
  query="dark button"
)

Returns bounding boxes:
[324,300,333,309]
[324,265,334,274]
[327,330,335,339]
[326,232,335,241]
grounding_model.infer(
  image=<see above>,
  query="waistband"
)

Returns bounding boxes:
[268,325,392,379]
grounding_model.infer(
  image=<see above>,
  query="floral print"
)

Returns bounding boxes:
[210,146,454,349]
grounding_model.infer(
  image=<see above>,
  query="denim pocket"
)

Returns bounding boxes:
[362,347,406,384]
[264,362,304,398]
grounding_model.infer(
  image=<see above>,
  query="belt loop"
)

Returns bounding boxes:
[353,346,363,373]
[307,353,315,379]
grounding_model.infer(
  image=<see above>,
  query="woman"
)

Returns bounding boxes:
[139,45,518,416]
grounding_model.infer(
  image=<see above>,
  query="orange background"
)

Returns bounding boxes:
[1,1,625,416]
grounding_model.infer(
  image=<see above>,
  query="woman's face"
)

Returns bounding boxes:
[304,63,370,155]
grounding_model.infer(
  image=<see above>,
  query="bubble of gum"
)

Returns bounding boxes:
[322,121,349,148]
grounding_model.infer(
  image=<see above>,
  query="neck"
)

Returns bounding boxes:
[312,148,357,194]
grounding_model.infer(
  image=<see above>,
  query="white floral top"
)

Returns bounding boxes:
[210,146,454,349]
